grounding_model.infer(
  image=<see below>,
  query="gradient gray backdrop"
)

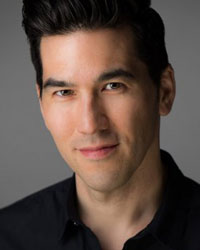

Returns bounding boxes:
[0,0,200,208]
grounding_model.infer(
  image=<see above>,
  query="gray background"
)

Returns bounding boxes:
[0,0,199,209]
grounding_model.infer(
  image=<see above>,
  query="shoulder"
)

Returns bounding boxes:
[181,176,200,247]
[0,176,73,248]
[162,150,200,209]
[183,175,200,208]
[0,176,73,215]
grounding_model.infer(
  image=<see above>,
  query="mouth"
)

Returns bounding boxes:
[78,144,119,160]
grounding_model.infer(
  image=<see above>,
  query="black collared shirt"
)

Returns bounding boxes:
[0,151,200,250]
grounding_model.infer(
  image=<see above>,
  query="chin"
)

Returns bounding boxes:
[75,164,135,193]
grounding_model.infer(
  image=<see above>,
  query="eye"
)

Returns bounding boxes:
[104,82,124,91]
[54,89,74,97]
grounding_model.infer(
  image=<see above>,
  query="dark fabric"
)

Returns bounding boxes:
[0,150,200,250]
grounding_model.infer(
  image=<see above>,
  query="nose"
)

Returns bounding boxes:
[77,94,109,135]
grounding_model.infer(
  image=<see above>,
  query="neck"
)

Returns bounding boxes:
[75,148,167,249]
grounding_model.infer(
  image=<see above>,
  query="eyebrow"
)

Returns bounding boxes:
[43,68,135,89]
[43,78,76,89]
[96,68,135,83]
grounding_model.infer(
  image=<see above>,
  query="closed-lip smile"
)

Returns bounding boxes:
[78,144,119,160]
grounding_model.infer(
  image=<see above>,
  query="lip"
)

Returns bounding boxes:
[78,144,119,160]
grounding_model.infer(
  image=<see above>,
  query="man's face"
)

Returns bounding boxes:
[39,27,169,192]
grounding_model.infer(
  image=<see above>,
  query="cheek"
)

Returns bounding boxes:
[42,104,75,140]
[106,95,143,132]
[106,92,158,144]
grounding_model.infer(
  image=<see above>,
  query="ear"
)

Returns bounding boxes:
[35,84,50,131]
[159,65,176,116]
[35,84,44,117]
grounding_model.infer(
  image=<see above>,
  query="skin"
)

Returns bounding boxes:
[38,27,175,250]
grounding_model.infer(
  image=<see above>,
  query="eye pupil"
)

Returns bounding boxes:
[109,82,121,89]
[61,90,65,95]
[110,83,118,88]
[60,90,68,96]
[103,82,123,91]
[56,89,73,96]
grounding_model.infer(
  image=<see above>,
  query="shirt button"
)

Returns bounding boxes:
[73,221,78,226]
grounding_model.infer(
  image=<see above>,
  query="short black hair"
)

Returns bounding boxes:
[22,0,169,96]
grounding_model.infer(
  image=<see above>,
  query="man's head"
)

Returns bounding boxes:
[22,0,175,193]
[22,0,169,96]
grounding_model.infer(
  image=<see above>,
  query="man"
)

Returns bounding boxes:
[0,0,199,249]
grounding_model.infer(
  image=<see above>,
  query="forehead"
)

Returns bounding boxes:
[40,27,143,83]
